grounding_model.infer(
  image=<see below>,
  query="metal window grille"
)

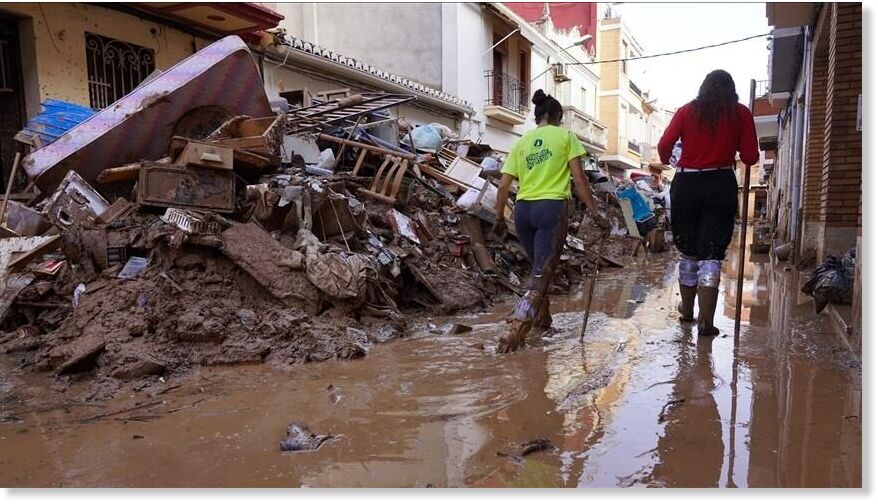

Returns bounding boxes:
[629,80,642,97]
[85,32,155,109]
[485,70,528,115]
[628,140,640,153]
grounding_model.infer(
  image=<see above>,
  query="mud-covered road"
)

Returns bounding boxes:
[0,232,861,487]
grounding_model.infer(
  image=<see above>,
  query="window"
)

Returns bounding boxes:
[580,87,588,113]
[85,32,155,109]
[621,40,628,75]
[518,50,529,88]
[486,32,527,114]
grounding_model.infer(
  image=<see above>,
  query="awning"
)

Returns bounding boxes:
[130,3,284,36]
[768,27,805,93]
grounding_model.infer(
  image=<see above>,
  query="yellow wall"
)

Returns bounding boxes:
[0,2,211,115]
[599,95,619,155]
[598,25,620,92]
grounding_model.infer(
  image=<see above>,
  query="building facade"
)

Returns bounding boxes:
[761,2,861,352]
[596,8,669,180]
[269,2,609,155]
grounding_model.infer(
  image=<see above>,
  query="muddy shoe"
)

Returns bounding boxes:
[497,321,528,353]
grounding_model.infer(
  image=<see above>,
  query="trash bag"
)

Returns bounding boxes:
[401,123,446,153]
[801,248,856,313]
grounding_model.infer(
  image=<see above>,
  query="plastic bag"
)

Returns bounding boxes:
[402,123,446,153]
[801,248,856,313]
[456,177,499,211]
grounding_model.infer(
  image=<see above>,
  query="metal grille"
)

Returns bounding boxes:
[629,80,642,97]
[485,70,528,115]
[628,140,640,153]
[85,32,155,109]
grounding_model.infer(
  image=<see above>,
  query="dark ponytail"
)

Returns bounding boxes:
[532,89,563,125]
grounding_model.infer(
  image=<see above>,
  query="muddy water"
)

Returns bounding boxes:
[0,231,861,487]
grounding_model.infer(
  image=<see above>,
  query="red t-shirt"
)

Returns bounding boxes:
[658,101,760,168]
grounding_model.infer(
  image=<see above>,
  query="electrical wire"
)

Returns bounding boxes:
[532,32,772,82]
[38,3,61,53]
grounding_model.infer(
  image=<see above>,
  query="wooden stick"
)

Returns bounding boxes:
[0,152,22,225]
[580,233,607,343]
[734,164,752,337]
[318,134,415,160]
[735,79,757,338]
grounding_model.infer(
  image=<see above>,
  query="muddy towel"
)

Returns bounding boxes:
[306,252,370,300]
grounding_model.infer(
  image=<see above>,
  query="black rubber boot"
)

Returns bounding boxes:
[678,285,697,322]
[696,287,720,336]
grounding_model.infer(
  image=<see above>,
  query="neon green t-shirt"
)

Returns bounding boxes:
[501,125,586,201]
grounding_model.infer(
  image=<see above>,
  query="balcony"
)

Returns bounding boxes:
[561,106,608,154]
[627,140,640,153]
[484,71,528,125]
[629,80,642,98]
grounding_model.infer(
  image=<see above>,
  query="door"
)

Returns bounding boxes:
[0,16,25,189]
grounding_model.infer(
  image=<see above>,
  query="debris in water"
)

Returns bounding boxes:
[496,438,555,461]
[279,423,335,452]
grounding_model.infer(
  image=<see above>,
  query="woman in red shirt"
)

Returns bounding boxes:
[658,70,759,336]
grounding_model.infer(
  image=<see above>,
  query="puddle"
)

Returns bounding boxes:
[0,230,861,487]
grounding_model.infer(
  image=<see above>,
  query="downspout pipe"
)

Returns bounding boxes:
[790,25,811,258]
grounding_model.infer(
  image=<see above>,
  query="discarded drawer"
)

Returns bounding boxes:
[138,164,235,213]
[4,201,51,236]
[45,171,110,230]
[208,114,285,156]
[161,207,223,235]
[174,140,233,170]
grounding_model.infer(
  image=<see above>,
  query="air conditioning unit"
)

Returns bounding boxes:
[552,63,570,83]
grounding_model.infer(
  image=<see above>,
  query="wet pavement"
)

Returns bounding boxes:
[0,230,862,488]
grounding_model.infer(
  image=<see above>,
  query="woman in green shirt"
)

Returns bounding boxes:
[493,90,608,353]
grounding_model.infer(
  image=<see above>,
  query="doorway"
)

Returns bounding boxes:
[0,15,25,189]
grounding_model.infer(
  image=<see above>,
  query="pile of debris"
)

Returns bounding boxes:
[0,35,651,394]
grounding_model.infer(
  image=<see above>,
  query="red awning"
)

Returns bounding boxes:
[131,3,284,36]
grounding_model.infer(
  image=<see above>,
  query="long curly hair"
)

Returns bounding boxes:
[693,70,739,132]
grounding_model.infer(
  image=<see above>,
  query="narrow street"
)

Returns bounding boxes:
[0,229,861,488]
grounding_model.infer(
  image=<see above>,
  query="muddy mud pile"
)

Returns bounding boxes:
[0,35,663,397]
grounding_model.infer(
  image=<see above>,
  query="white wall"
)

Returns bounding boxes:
[262,63,457,132]
[274,3,444,90]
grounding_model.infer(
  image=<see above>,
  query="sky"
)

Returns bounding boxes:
[612,2,771,111]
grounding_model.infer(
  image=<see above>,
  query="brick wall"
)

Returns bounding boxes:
[820,2,862,227]
[803,9,829,221]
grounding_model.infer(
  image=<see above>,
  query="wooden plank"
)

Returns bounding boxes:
[388,160,408,199]
[96,162,144,184]
[318,134,415,160]
[352,149,369,176]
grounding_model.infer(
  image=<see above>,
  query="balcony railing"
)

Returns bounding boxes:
[628,140,640,153]
[755,79,770,97]
[629,80,642,98]
[561,105,608,152]
[484,70,528,115]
